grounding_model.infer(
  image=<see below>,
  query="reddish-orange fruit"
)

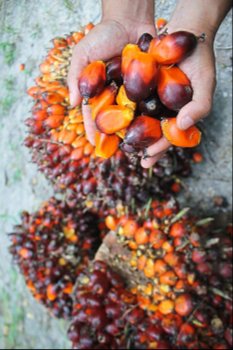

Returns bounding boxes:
[124,115,162,150]
[95,105,134,134]
[150,31,198,65]
[157,66,193,111]
[154,259,168,276]
[175,293,194,316]
[47,284,57,301]
[79,61,106,98]
[84,22,94,34]
[161,118,202,148]
[105,215,118,231]
[121,44,141,76]
[192,152,203,163]
[106,56,122,85]
[42,91,64,104]
[169,222,186,238]
[137,33,153,52]
[19,63,25,71]
[137,255,147,271]
[158,299,175,315]
[90,83,118,120]
[156,18,168,31]
[44,115,65,129]
[160,270,178,286]
[123,220,139,238]
[134,227,150,245]
[47,104,66,115]
[123,52,158,102]
[95,131,120,159]
[149,229,166,249]
[116,85,136,111]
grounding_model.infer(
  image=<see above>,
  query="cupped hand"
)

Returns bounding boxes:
[68,19,156,144]
[141,35,216,168]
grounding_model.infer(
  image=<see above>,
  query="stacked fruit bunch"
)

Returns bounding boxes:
[102,201,232,349]
[68,260,176,349]
[79,29,203,157]
[9,197,102,318]
[25,23,198,209]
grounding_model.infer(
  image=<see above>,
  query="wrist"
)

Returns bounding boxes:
[102,0,155,26]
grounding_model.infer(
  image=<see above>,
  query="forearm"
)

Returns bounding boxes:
[168,0,232,42]
[102,0,155,25]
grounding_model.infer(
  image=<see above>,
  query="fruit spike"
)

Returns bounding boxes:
[100,202,232,349]
[25,28,198,209]
[68,260,174,349]
[9,197,102,319]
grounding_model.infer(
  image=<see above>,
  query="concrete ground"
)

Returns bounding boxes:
[0,0,232,349]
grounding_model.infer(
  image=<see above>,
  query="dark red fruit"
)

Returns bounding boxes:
[137,33,153,52]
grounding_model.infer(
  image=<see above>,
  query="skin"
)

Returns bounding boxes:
[67,0,232,167]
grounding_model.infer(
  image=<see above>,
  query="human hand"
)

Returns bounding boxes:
[68,16,156,144]
[141,35,216,168]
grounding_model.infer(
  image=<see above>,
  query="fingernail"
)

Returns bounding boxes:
[179,116,194,130]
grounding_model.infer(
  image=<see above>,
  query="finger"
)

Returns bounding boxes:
[141,151,166,168]
[68,43,89,107]
[82,103,96,145]
[146,137,171,157]
[177,72,216,130]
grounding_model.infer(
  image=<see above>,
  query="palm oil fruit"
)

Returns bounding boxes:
[116,85,136,111]
[123,52,159,102]
[95,105,134,134]
[121,44,141,76]
[161,118,202,148]
[106,56,123,85]
[137,33,153,52]
[95,131,120,158]
[89,83,118,120]
[150,30,198,65]
[138,93,165,119]
[156,18,168,32]
[79,61,106,99]
[157,66,193,111]
[124,115,162,150]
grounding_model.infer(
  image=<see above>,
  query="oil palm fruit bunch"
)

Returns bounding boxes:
[79,28,204,157]
[24,23,198,209]
[68,260,175,349]
[102,201,232,349]
[9,197,102,319]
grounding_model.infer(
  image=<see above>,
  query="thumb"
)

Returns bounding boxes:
[67,43,89,107]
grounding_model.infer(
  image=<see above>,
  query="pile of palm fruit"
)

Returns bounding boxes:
[9,22,232,349]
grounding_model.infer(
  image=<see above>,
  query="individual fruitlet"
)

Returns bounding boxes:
[121,44,141,75]
[156,18,168,32]
[161,118,202,147]
[116,85,136,111]
[95,132,120,159]
[95,105,134,134]
[79,61,106,98]
[157,66,193,111]
[149,30,198,65]
[138,93,166,118]
[124,115,162,150]
[106,56,122,85]
[89,83,118,120]
[123,52,159,102]
[137,32,153,52]
[9,197,102,318]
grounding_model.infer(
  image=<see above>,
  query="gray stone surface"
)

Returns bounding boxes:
[0,0,232,348]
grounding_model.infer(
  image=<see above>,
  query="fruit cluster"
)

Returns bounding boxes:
[79,29,203,157]
[68,260,174,349]
[25,23,198,209]
[103,201,232,349]
[9,197,102,318]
